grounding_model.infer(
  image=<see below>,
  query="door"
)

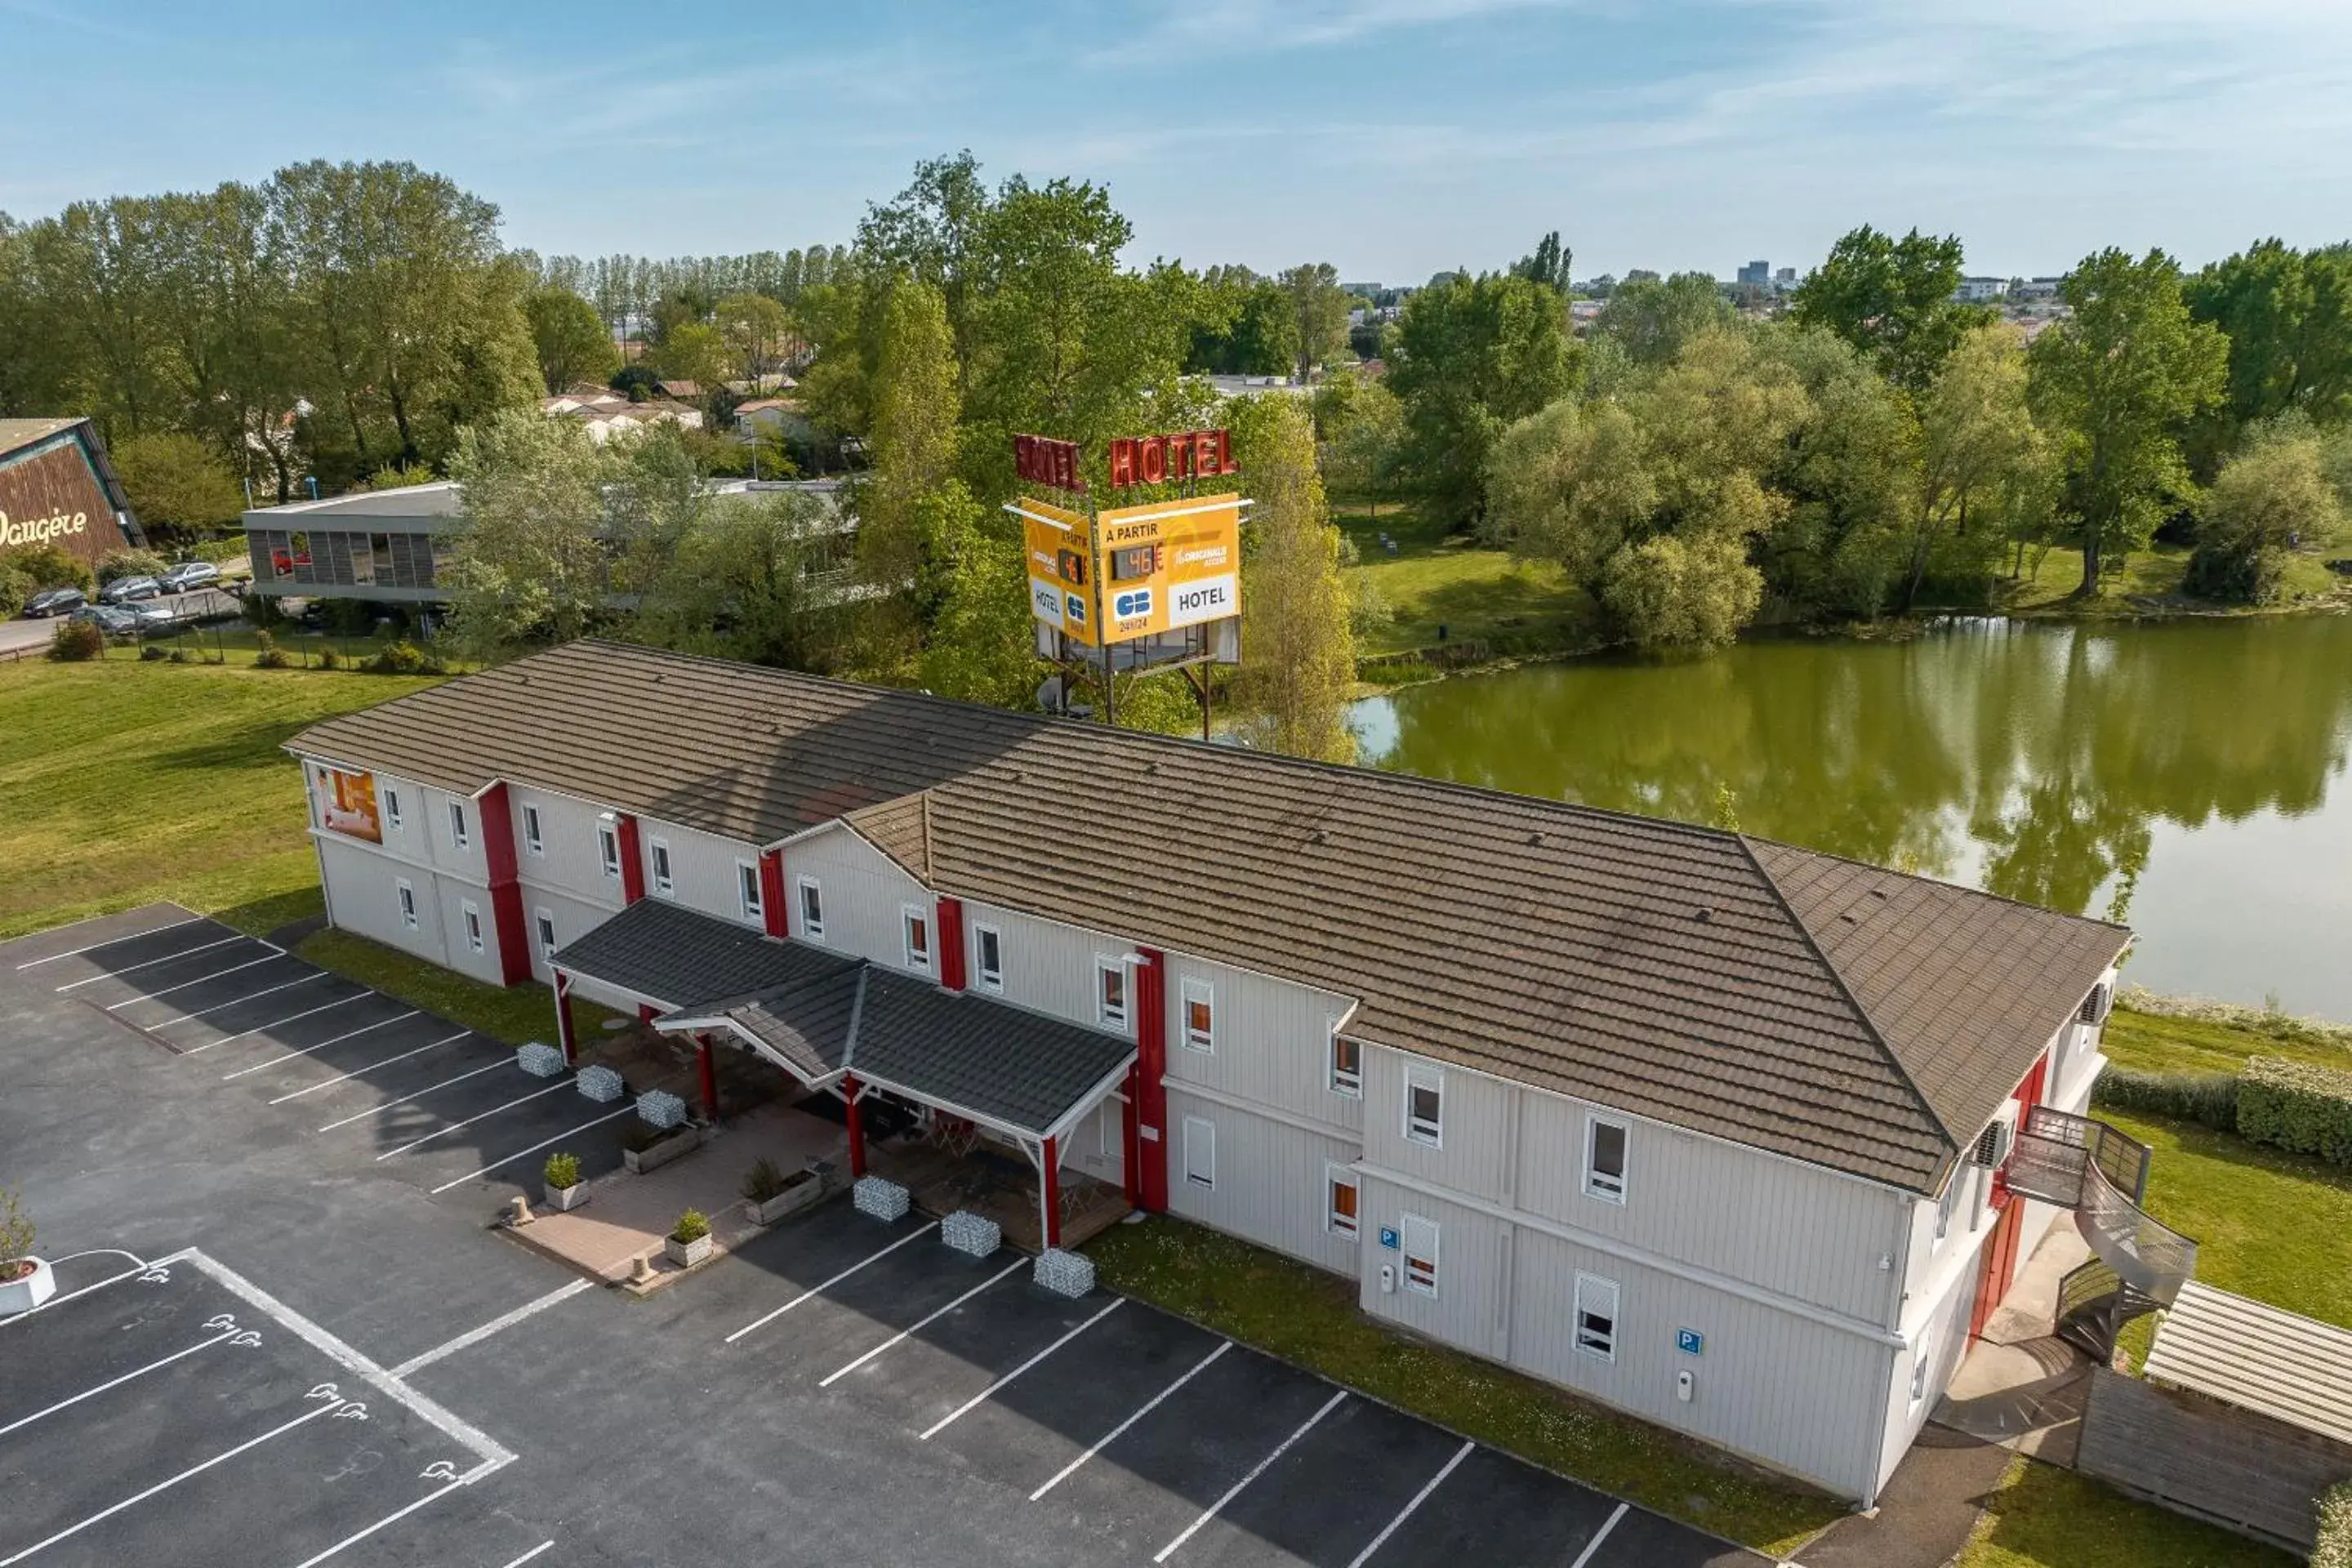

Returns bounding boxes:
[1969,1192,2025,1339]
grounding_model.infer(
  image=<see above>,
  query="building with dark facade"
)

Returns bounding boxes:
[0,417,147,577]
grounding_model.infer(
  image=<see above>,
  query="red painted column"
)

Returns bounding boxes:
[843,1074,867,1178]
[1133,948,1169,1214]
[1041,1135,1062,1249]
[759,849,788,939]
[638,1003,658,1023]
[936,897,966,991]
[616,813,645,904]
[475,782,532,986]
[553,969,577,1066]
[697,1035,719,1121]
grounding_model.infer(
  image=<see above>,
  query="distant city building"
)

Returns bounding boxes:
[2011,276,2065,303]
[1954,277,2009,304]
[1775,266,1797,287]
[1736,260,1771,287]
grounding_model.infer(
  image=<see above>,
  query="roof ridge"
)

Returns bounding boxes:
[1737,831,1960,1156]
[1748,833,2132,938]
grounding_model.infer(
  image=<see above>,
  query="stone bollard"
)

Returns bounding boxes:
[506,1195,533,1227]
[630,1254,656,1285]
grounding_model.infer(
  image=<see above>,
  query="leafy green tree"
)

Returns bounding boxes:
[1321,377,1407,519]
[2184,240,2352,466]
[109,432,246,535]
[441,408,614,653]
[1386,271,1577,530]
[1758,326,1913,618]
[1226,395,1356,761]
[858,278,964,667]
[2185,427,2341,604]
[634,489,840,669]
[20,194,176,439]
[1900,324,2051,608]
[715,292,794,386]
[1791,225,1986,392]
[1279,262,1349,382]
[2028,247,2229,595]
[1187,267,1294,375]
[915,482,1037,706]
[1591,272,1732,368]
[1512,230,1571,294]
[652,319,728,396]
[525,285,619,393]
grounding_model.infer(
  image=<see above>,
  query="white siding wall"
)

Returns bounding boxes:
[953,900,1132,1031]
[416,784,488,881]
[518,885,621,987]
[1161,953,1358,1138]
[506,786,624,907]
[316,833,451,968]
[1068,1098,1127,1189]
[1360,1045,1512,1201]
[433,877,505,986]
[639,817,763,928]
[785,828,933,978]
[1165,1090,1360,1274]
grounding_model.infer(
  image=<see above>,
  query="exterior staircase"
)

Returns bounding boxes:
[2004,1105,2198,1361]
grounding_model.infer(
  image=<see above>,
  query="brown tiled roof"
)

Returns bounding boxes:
[290,640,2128,1191]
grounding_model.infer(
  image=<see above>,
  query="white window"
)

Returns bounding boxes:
[973,924,1004,993]
[1097,1098,1119,1159]
[1180,978,1214,1054]
[1182,1115,1215,1188]
[1097,956,1128,1031]
[448,800,469,850]
[797,876,825,940]
[1584,1115,1629,1204]
[384,787,403,831]
[902,904,930,972]
[461,899,484,955]
[1573,1272,1619,1362]
[1936,1165,1968,1241]
[1330,1028,1361,1097]
[1404,1062,1443,1147]
[522,804,544,856]
[1401,1213,1439,1297]
[737,861,764,924]
[1326,1166,1359,1239]
[597,822,621,880]
[396,879,417,930]
[1911,1326,1936,1404]
[649,838,674,898]
[535,909,557,960]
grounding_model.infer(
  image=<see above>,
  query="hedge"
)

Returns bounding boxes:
[2315,1481,2352,1568]
[2235,1055,2352,1169]
[2091,1067,2241,1133]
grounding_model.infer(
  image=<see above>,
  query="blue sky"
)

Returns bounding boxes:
[6,0,2351,283]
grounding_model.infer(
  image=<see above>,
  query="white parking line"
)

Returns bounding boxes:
[1030,1339,1232,1501]
[1566,1502,1628,1568]
[0,1255,155,1331]
[13,915,202,967]
[184,991,370,1054]
[1152,1388,1348,1562]
[1344,1438,1475,1568]
[283,1478,466,1568]
[105,951,285,1009]
[375,1080,572,1160]
[817,1260,1026,1388]
[53,932,248,990]
[423,1107,637,1195]
[921,1298,1124,1440]
[492,1544,556,1568]
[224,1010,422,1079]
[388,1280,595,1378]
[0,1397,349,1566]
[316,1055,505,1130]
[0,1326,244,1440]
[724,1222,942,1344]
[149,970,329,1027]
[269,1029,476,1103]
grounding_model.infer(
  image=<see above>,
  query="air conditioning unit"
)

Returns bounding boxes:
[2078,984,2111,1025]
[1971,1104,2019,1169]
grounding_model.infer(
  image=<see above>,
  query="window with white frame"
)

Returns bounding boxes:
[1911,1326,1936,1404]
[797,877,825,939]
[535,910,557,960]
[1097,1099,1119,1159]
[522,804,544,856]
[1330,1028,1361,1097]
[1183,1115,1215,1188]
[1584,1115,1629,1204]
[1180,978,1214,1054]
[448,800,469,850]
[1326,1166,1359,1239]
[1097,956,1128,1031]
[1404,1062,1443,1147]
[649,838,674,897]
[902,905,930,972]
[597,822,621,880]
[974,924,1003,993]
[1573,1272,1619,1361]
[396,879,417,930]
[384,787,403,831]
[737,861,764,924]
[461,900,484,955]
[1401,1213,1439,1296]
[1936,1164,1968,1241]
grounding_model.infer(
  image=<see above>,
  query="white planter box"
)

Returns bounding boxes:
[664,1232,714,1268]
[0,1257,56,1316]
[623,1125,703,1174]
[742,1174,826,1227]
[543,1183,586,1213]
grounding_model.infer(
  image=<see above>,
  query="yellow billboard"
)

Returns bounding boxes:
[1020,492,1243,648]
[1019,496,1098,643]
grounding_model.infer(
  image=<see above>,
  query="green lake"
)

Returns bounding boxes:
[1351,614,2352,1021]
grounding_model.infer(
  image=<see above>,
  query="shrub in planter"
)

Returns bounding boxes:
[741,1157,789,1205]
[2237,1055,2352,1167]
[665,1207,715,1268]
[252,630,291,669]
[542,1151,586,1211]
[2091,1067,2240,1133]
[0,1185,52,1315]
[2314,1481,2352,1568]
[48,620,105,662]
[671,1209,710,1244]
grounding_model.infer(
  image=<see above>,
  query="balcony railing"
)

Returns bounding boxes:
[2005,1104,2196,1307]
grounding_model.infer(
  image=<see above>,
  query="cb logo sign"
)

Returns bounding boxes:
[1114,588,1154,620]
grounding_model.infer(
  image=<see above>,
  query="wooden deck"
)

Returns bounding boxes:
[869,1136,1130,1255]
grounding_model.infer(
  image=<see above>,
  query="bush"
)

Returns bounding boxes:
[139,643,170,662]
[670,1208,710,1244]
[14,543,93,594]
[2091,1067,2242,1133]
[2237,1056,2352,1167]
[0,1186,33,1270]
[97,547,170,586]
[252,630,291,669]
[48,620,105,662]
[543,1152,581,1190]
[2315,1481,2352,1568]
[368,639,429,675]
[0,564,31,617]
[741,1157,789,1203]
[317,645,343,670]
[167,648,189,663]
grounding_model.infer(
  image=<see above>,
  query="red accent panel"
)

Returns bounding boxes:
[553,969,577,1065]
[475,782,532,987]
[617,813,645,904]
[638,1003,658,1023]
[759,849,787,939]
[844,1075,867,1178]
[1042,1135,1062,1248]
[697,1036,719,1121]
[937,897,966,992]
[1971,1193,2025,1339]
[1134,947,1169,1214]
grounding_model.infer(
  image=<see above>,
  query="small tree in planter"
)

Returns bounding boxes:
[0,1186,54,1316]
[666,1208,714,1269]
[542,1152,585,1212]
[740,1156,821,1226]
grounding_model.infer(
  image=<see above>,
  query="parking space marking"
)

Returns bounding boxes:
[12,914,203,967]
[920,1298,1124,1440]
[0,1323,247,1440]
[150,970,330,1028]
[0,1395,353,1566]
[53,932,250,990]
[493,1544,555,1568]
[1566,1502,1628,1568]
[0,1254,155,1330]
[1343,1438,1475,1568]
[315,1055,505,1130]
[269,1029,476,1104]
[284,1477,465,1568]
[224,1009,425,1080]
[1152,1388,1349,1562]
[1028,1339,1232,1502]
[185,991,370,1054]
[817,1259,1027,1388]
[373,1080,572,1160]
[387,1281,594,1379]
[424,1107,636,1195]
[105,951,284,1009]
[723,1222,942,1344]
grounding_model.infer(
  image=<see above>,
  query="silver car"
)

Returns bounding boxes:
[158,560,222,595]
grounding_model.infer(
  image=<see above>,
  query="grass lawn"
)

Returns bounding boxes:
[1085,1214,1844,1557]
[1330,492,1598,661]
[1994,540,2349,617]
[1960,1455,2295,1568]
[296,927,618,1047]
[2102,1004,2352,1076]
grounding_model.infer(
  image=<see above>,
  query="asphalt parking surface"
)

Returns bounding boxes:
[1,905,1773,1567]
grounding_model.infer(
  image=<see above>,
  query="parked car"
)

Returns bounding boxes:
[22,586,87,617]
[158,560,221,595]
[99,575,163,604]
[121,601,176,630]
[69,604,141,635]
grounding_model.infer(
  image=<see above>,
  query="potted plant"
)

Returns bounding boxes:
[664,1208,714,1269]
[542,1152,586,1212]
[0,1187,54,1316]
[741,1157,824,1226]
[621,1116,702,1175]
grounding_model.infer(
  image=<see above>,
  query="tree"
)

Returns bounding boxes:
[2185,427,2341,604]
[1791,225,1986,392]
[1899,324,2051,609]
[2184,240,2352,466]
[1322,378,1406,518]
[858,278,964,654]
[109,432,246,535]
[715,292,794,387]
[634,488,840,669]
[652,320,728,396]
[1512,230,1572,294]
[915,481,1036,707]
[2028,247,2229,595]
[440,408,614,653]
[1386,271,1577,530]
[1278,262,1349,382]
[1759,325,1915,618]
[1592,273,1734,368]
[524,285,618,394]
[1226,395,1356,761]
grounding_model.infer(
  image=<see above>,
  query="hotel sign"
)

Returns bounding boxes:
[1019,492,1244,648]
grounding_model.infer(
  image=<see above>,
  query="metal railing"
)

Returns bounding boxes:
[2005,1104,2195,1307]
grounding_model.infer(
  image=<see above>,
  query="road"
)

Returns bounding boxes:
[0,584,246,658]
